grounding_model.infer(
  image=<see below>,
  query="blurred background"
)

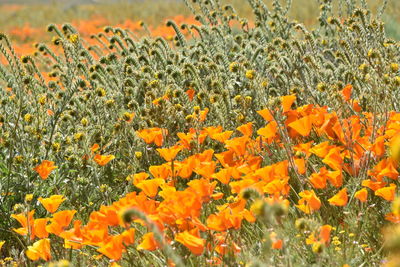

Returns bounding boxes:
[0,0,399,49]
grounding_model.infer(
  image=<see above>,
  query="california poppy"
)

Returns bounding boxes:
[257,121,278,140]
[97,234,124,261]
[375,184,396,201]
[281,94,296,112]
[26,238,51,261]
[322,147,343,171]
[341,84,352,101]
[270,232,283,249]
[296,190,321,214]
[212,168,232,184]
[46,210,77,236]
[175,230,205,255]
[354,188,368,202]
[186,88,196,101]
[328,188,348,206]
[288,115,313,137]
[136,128,168,147]
[11,210,35,238]
[38,195,65,213]
[257,108,274,122]
[136,179,165,198]
[33,218,49,239]
[132,172,149,186]
[34,160,57,180]
[94,154,115,166]
[157,145,182,162]
[137,232,160,251]
[237,122,253,136]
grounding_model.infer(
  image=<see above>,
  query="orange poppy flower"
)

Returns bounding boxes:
[46,210,77,236]
[199,108,209,122]
[175,230,205,255]
[136,179,165,198]
[354,188,368,202]
[225,136,250,156]
[319,225,332,244]
[213,233,241,255]
[237,122,253,136]
[38,195,65,213]
[281,94,296,112]
[361,179,386,191]
[296,190,321,214]
[310,141,334,158]
[137,232,160,251]
[91,143,100,153]
[257,121,278,140]
[97,234,124,261]
[132,172,149,186]
[34,160,57,180]
[322,147,343,171]
[11,210,35,238]
[288,115,313,137]
[47,109,54,116]
[257,108,274,122]
[212,168,232,184]
[149,164,171,180]
[341,84,352,101]
[193,161,217,179]
[26,238,51,261]
[309,170,328,189]
[33,218,49,239]
[294,157,306,174]
[328,188,348,206]
[352,100,362,112]
[186,88,196,101]
[375,184,396,201]
[177,132,195,149]
[270,232,283,249]
[59,220,83,249]
[385,212,400,223]
[294,141,314,158]
[121,228,136,246]
[210,131,233,143]
[94,154,115,166]
[136,128,168,147]
[368,158,399,180]
[326,169,343,188]
[157,145,182,162]
[187,178,217,202]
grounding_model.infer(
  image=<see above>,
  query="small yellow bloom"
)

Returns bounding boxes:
[245,70,256,80]
[312,242,323,253]
[69,34,79,44]
[25,194,34,202]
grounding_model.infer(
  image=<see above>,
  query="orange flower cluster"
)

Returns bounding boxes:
[11,89,400,263]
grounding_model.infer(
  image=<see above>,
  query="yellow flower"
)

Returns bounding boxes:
[135,151,143,159]
[25,194,34,202]
[69,34,79,44]
[245,70,256,80]
[312,242,323,253]
[390,63,399,72]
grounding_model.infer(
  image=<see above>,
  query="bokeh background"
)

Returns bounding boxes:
[0,0,399,47]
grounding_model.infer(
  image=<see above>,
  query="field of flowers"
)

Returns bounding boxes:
[1,0,400,266]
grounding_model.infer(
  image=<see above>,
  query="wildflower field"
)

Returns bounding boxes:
[1,0,400,266]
